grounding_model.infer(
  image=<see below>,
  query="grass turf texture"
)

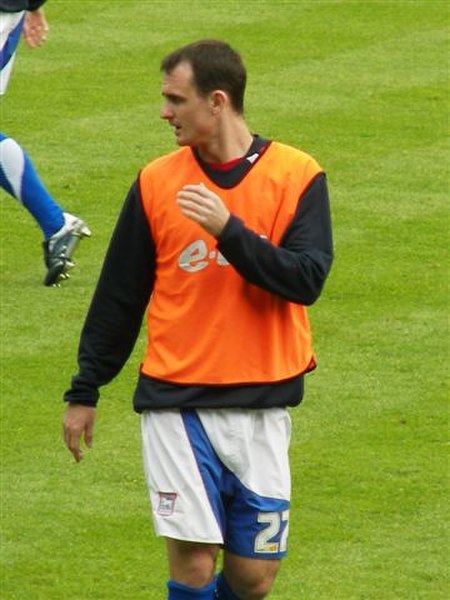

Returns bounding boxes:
[0,1,448,598]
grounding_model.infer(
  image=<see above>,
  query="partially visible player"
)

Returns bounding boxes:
[0,1,90,286]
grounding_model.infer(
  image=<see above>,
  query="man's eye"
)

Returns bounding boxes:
[166,95,183,105]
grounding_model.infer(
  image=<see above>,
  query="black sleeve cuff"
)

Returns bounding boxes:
[63,379,99,407]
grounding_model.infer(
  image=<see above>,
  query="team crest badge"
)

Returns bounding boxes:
[157,492,177,516]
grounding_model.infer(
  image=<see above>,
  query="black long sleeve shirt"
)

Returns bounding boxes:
[65,138,333,412]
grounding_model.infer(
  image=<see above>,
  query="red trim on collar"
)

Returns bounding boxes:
[205,156,243,172]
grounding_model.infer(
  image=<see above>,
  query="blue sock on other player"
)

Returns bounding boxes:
[215,573,240,599]
[0,132,64,239]
[167,579,216,599]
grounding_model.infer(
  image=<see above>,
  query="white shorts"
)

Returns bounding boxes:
[0,11,25,96]
[141,407,292,558]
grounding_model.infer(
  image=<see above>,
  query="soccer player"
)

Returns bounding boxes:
[0,1,90,286]
[62,40,333,599]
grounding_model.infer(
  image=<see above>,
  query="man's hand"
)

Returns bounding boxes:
[22,9,49,48]
[63,404,96,463]
[176,183,230,237]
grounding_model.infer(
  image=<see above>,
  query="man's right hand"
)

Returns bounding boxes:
[63,404,96,463]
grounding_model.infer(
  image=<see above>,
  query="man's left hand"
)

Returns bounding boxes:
[176,183,230,237]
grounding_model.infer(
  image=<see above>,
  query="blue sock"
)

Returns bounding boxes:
[0,133,64,239]
[167,579,216,599]
[215,573,240,599]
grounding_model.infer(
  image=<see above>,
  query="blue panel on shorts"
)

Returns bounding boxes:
[225,478,290,558]
[181,410,290,559]
[181,410,226,536]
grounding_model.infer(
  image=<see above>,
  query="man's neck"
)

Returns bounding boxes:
[195,119,253,164]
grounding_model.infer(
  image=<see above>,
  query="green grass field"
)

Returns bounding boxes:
[0,1,448,598]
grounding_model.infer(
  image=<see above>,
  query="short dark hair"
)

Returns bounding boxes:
[161,39,247,114]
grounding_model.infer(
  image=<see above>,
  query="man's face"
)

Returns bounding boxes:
[160,62,215,147]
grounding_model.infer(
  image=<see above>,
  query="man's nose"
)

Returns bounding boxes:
[160,104,173,120]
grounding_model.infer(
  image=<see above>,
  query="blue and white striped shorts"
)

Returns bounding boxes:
[0,11,25,95]
[141,407,291,559]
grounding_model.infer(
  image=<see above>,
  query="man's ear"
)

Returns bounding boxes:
[210,90,227,114]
